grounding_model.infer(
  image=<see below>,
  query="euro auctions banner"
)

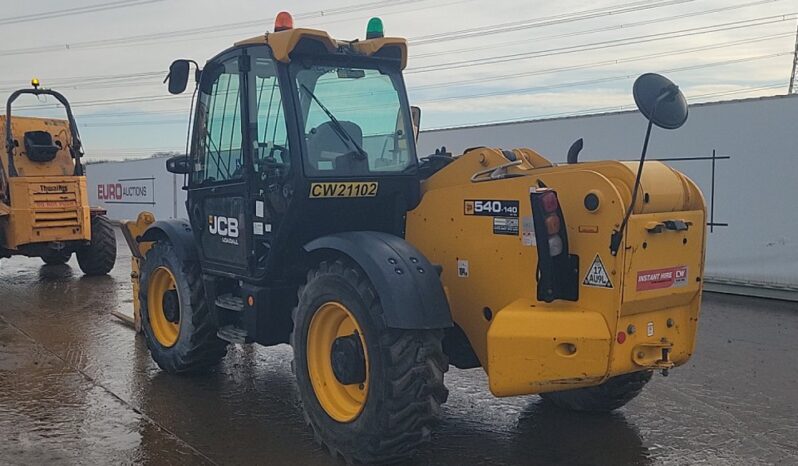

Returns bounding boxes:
[96,177,155,205]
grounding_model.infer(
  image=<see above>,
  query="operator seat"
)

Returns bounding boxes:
[306,121,367,174]
[24,131,60,162]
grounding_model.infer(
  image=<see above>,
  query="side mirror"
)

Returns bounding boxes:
[166,155,191,174]
[410,106,421,141]
[167,60,190,95]
[633,73,688,130]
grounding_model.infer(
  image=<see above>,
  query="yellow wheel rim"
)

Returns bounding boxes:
[148,266,180,347]
[307,302,369,423]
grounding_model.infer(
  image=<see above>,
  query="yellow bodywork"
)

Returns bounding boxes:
[0,116,91,251]
[407,147,706,397]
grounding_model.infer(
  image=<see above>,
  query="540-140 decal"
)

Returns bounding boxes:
[310,182,378,198]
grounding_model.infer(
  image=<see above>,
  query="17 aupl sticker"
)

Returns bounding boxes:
[583,254,613,288]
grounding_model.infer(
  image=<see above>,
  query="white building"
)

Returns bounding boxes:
[87,94,798,299]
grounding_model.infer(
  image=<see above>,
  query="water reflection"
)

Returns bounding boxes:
[38,263,74,280]
[512,400,651,466]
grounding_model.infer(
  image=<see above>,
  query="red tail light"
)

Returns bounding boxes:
[530,188,578,303]
[541,191,559,213]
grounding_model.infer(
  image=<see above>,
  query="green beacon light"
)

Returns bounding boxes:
[366,17,384,39]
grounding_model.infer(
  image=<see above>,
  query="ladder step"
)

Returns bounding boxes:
[215,294,244,312]
[217,325,248,344]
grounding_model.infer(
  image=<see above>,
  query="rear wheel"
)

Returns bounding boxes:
[77,215,117,275]
[139,241,227,373]
[42,250,71,265]
[540,370,653,412]
[292,259,448,464]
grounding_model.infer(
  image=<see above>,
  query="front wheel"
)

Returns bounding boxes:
[539,370,653,412]
[139,241,227,373]
[291,259,448,464]
[77,215,117,275]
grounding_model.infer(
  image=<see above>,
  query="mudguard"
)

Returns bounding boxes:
[304,231,453,330]
[139,219,199,262]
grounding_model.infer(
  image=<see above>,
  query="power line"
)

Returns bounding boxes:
[411,0,693,45]
[409,32,793,92]
[8,26,790,103]
[408,13,798,73]
[0,0,164,26]
[0,0,691,61]
[72,52,791,128]
[12,30,793,120]
[1,1,785,90]
[416,52,792,105]
[0,0,430,58]
[411,0,783,60]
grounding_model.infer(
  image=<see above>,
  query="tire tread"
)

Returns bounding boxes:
[292,259,449,464]
[77,215,117,275]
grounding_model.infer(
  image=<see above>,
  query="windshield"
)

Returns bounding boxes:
[293,64,416,176]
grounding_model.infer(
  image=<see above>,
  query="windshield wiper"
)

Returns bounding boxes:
[300,84,368,159]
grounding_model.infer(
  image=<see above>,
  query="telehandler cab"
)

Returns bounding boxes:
[122,12,706,463]
[0,80,116,274]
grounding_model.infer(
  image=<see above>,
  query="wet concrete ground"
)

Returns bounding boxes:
[1,231,796,465]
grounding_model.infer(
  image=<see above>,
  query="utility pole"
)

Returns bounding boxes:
[790,21,798,94]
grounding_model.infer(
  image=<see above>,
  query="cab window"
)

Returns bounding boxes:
[250,54,290,176]
[294,65,415,176]
[192,57,244,184]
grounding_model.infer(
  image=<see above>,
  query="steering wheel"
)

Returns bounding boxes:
[257,143,289,183]
[257,143,288,167]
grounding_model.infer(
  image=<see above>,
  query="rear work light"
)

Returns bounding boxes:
[530,188,579,303]
[274,11,294,31]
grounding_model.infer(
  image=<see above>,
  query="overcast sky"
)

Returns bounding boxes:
[0,0,795,160]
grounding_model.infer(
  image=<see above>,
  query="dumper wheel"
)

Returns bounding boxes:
[77,215,117,275]
[540,370,653,412]
[291,259,448,464]
[139,241,227,374]
[42,250,72,265]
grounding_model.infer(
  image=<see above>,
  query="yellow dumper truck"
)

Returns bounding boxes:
[1,81,116,273]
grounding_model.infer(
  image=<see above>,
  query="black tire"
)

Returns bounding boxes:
[539,370,653,412]
[291,259,448,464]
[139,241,227,374]
[42,250,72,265]
[77,215,117,275]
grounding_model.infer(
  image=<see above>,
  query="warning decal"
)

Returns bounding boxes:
[583,255,613,288]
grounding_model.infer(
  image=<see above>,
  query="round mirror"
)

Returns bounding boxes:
[632,73,688,130]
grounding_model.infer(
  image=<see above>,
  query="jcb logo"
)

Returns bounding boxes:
[208,215,239,238]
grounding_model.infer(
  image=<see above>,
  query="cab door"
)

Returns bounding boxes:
[187,50,251,275]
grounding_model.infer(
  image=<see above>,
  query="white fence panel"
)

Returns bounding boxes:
[419,95,798,289]
[85,95,798,290]
[86,157,186,222]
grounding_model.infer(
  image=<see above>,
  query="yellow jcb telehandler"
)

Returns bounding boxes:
[121,13,705,463]
[0,80,116,274]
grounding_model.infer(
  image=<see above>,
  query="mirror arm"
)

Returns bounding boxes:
[611,85,673,255]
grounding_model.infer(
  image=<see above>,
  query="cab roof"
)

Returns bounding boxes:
[235,27,408,69]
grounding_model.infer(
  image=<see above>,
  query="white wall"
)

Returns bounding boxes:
[84,95,798,289]
[86,157,186,221]
[418,95,798,289]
